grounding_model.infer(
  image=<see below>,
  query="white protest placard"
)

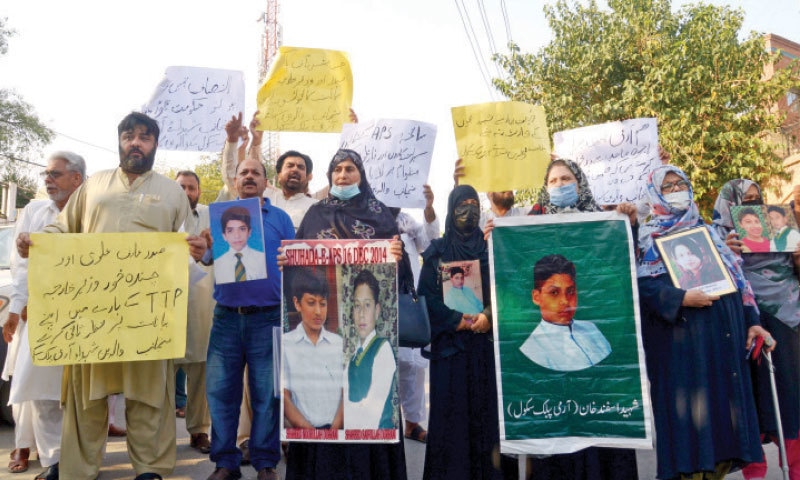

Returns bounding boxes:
[340,119,436,209]
[553,118,660,205]
[141,66,245,152]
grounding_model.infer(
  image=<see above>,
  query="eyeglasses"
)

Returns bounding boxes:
[39,170,66,180]
[661,180,689,193]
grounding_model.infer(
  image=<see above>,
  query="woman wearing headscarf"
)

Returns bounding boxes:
[286,148,408,480]
[418,185,501,480]
[712,179,800,479]
[526,158,640,480]
[637,165,773,480]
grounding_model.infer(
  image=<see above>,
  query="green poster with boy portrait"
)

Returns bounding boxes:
[489,212,652,455]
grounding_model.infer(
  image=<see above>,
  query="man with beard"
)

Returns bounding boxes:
[479,190,529,228]
[17,112,208,480]
[174,170,214,455]
[3,151,86,480]
[221,113,317,230]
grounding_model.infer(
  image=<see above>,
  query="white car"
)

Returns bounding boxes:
[0,223,16,424]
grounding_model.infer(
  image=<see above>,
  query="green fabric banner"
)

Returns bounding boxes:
[490,212,652,454]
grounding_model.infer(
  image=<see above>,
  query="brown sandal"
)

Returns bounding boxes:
[8,447,29,473]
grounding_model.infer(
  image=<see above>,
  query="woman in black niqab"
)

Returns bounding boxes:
[419,184,502,480]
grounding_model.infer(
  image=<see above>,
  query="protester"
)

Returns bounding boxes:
[16,112,207,480]
[222,113,317,229]
[524,158,639,479]
[174,170,214,455]
[205,156,294,480]
[285,148,408,480]
[452,158,527,228]
[418,184,501,480]
[219,111,326,461]
[713,179,800,479]
[2,151,85,480]
[637,165,773,479]
[390,186,439,443]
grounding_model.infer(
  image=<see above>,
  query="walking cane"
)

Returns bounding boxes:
[763,348,790,480]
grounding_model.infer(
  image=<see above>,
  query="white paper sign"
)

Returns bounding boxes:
[339,119,436,209]
[553,118,660,205]
[141,66,245,152]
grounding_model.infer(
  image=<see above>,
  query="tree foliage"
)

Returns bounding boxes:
[0,17,53,209]
[493,0,800,214]
[161,154,225,206]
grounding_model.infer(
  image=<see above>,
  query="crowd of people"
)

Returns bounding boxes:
[1,106,799,480]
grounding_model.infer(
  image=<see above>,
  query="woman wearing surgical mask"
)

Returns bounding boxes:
[288,148,410,480]
[525,159,639,479]
[637,166,773,480]
[529,159,638,226]
[418,185,500,480]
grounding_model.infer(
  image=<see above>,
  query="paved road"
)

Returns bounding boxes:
[0,403,786,479]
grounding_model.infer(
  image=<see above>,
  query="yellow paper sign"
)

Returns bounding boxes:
[27,233,189,366]
[451,101,551,192]
[256,46,353,133]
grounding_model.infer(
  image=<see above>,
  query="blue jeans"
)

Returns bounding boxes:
[206,305,280,471]
[175,367,187,409]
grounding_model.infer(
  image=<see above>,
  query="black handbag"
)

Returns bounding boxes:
[398,261,431,348]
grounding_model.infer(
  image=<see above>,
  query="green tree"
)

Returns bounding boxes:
[0,18,53,209]
[494,0,799,214]
[162,154,224,206]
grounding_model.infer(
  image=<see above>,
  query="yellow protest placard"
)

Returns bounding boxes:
[451,101,551,192]
[27,233,189,366]
[256,46,353,133]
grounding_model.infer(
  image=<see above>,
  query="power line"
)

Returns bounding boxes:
[1,154,46,168]
[53,130,117,154]
[476,0,505,80]
[454,0,496,98]
[500,0,513,45]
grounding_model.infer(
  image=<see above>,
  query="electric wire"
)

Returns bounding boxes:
[454,0,496,98]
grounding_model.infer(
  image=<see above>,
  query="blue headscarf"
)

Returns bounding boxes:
[636,166,756,308]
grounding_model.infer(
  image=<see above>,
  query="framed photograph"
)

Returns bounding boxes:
[731,204,800,253]
[654,227,736,296]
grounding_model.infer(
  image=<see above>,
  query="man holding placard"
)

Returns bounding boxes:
[17,112,208,480]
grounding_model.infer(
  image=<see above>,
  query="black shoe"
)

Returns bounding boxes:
[133,473,163,480]
[206,467,242,480]
[190,432,212,454]
[34,463,58,480]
